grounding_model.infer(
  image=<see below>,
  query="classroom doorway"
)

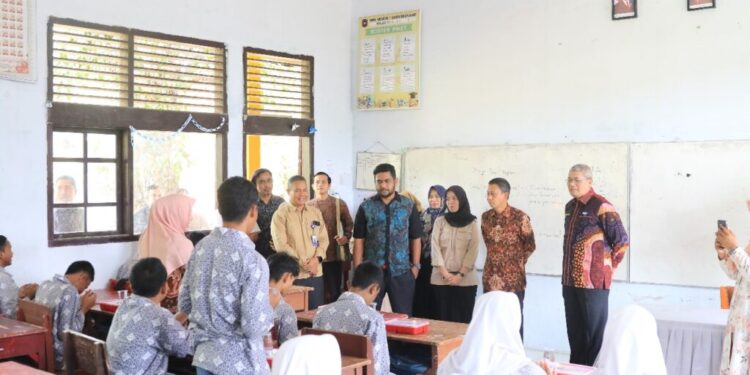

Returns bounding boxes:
[245,134,312,200]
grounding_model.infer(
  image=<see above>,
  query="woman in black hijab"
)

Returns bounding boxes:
[430,185,480,323]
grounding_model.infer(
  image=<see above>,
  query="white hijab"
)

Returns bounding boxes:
[272,334,341,375]
[593,304,667,375]
[438,291,541,375]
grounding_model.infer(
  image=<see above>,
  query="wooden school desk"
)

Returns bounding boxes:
[0,316,51,371]
[282,286,313,312]
[0,361,54,374]
[297,311,467,375]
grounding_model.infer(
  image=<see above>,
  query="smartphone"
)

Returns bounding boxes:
[718,220,727,229]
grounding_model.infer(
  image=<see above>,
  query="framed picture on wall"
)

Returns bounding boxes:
[688,0,715,11]
[612,0,637,20]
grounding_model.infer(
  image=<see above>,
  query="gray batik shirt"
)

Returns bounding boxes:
[179,227,274,375]
[35,274,84,370]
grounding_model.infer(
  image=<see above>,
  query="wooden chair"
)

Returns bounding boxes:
[17,299,55,372]
[63,330,109,375]
[302,327,373,375]
[721,286,735,309]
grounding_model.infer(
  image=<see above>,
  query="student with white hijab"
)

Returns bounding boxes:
[271,334,342,375]
[438,291,550,375]
[593,304,667,375]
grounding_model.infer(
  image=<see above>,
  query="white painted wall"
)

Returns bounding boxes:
[0,0,353,288]
[351,0,747,352]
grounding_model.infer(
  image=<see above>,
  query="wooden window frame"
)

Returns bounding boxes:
[47,17,228,247]
[242,47,315,182]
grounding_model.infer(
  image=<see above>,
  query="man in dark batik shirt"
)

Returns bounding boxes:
[251,168,285,258]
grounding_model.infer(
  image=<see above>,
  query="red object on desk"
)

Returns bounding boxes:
[385,319,430,334]
[98,299,122,313]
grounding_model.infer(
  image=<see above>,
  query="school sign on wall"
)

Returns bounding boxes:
[357,10,420,111]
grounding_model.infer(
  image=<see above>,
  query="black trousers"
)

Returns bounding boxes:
[375,270,415,315]
[433,284,477,323]
[294,276,325,310]
[322,261,342,304]
[563,286,609,366]
[412,261,436,319]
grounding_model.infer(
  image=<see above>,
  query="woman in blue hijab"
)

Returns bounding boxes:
[412,185,446,318]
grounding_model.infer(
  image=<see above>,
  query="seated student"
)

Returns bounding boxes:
[438,291,552,375]
[313,261,390,375]
[0,235,38,319]
[271,334,341,375]
[592,304,667,375]
[179,176,281,375]
[107,257,193,375]
[268,252,301,345]
[35,260,97,370]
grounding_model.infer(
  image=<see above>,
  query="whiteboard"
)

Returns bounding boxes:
[356,152,402,190]
[403,143,630,277]
[630,141,750,288]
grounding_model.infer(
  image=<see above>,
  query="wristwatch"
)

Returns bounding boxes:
[458,272,465,278]
[317,256,324,263]
[410,263,421,270]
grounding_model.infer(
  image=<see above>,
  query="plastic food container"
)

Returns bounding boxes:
[98,299,122,313]
[385,318,430,334]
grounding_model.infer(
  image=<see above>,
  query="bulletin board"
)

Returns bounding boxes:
[356,9,420,110]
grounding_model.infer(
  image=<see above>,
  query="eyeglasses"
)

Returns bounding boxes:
[567,178,590,184]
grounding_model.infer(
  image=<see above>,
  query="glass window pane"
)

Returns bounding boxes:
[87,162,117,203]
[258,135,302,200]
[87,133,117,159]
[53,132,84,158]
[53,162,84,204]
[53,207,84,234]
[133,131,220,232]
[87,206,117,232]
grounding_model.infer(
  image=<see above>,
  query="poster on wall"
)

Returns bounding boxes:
[357,10,420,110]
[0,0,35,82]
[355,152,402,190]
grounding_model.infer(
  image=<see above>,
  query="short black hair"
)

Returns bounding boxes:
[187,231,207,246]
[65,260,95,281]
[287,175,307,191]
[488,177,511,194]
[373,163,396,179]
[267,252,300,282]
[0,235,7,251]
[251,168,272,185]
[351,261,384,290]
[217,176,258,222]
[129,258,167,298]
[313,171,332,184]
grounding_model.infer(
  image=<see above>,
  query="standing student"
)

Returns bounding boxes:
[308,171,354,304]
[137,193,195,313]
[353,163,422,314]
[413,185,445,319]
[562,164,629,366]
[313,262,390,375]
[252,169,286,258]
[268,252,301,345]
[430,185,479,323]
[107,257,192,375]
[179,176,281,375]
[481,178,536,337]
[0,235,37,319]
[271,175,329,310]
[715,219,750,375]
[36,261,97,370]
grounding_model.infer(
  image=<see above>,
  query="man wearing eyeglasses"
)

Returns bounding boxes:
[562,164,629,366]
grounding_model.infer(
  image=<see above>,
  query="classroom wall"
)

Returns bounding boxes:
[0,0,353,288]
[351,0,748,352]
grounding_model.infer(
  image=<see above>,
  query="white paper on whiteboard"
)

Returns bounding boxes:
[356,152,402,191]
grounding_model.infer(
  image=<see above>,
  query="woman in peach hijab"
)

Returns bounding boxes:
[137,193,195,312]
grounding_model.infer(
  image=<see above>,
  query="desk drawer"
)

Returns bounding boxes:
[0,333,45,359]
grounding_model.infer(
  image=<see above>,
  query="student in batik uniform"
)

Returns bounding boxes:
[35,261,97,370]
[179,176,282,375]
[267,251,300,345]
[313,261,390,375]
[0,235,37,319]
[107,257,192,375]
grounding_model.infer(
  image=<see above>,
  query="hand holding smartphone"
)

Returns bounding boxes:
[718,220,727,229]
